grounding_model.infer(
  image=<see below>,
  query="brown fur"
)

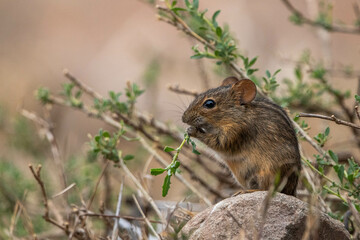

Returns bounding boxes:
[182,78,301,196]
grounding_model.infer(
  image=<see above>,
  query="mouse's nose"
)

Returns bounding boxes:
[182,111,189,123]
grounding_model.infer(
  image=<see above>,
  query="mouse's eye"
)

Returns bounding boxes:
[203,99,216,109]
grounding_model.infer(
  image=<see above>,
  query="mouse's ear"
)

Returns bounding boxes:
[232,79,257,104]
[221,76,239,86]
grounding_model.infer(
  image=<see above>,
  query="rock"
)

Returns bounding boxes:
[181,191,350,240]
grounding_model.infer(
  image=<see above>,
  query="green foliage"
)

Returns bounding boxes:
[314,127,330,147]
[240,56,259,76]
[355,94,360,103]
[36,87,51,104]
[0,160,35,212]
[10,116,47,157]
[142,58,161,87]
[125,83,145,105]
[262,69,281,95]
[89,127,135,163]
[289,13,303,25]
[315,1,333,30]
[308,150,360,207]
[150,133,200,197]
[65,155,102,203]
[167,0,239,66]
[62,83,83,108]
[0,160,44,237]
[93,83,144,115]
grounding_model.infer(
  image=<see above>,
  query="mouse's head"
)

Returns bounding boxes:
[182,77,257,151]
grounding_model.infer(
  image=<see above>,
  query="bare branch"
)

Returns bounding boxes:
[299,113,360,129]
[168,84,199,97]
[52,183,76,199]
[28,164,70,234]
[63,69,103,100]
[87,161,110,210]
[21,109,67,189]
[111,180,124,240]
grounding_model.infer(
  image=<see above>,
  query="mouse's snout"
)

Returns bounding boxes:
[182,110,190,124]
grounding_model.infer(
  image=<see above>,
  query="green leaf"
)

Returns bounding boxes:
[295,66,302,81]
[333,165,345,183]
[212,10,221,27]
[190,140,200,155]
[293,114,300,121]
[324,127,330,137]
[355,95,360,103]
[172,7,186,13]
[328,150,338,164]
[75,90,82,99]
[150,168,166,176]
[273,69,281,76]
[190,54,205,59]
[102,131,111,138]
[289,13,303,25]
[266,70,271,78]
[216,27,222,38]
[193,0,199,10]
[162,174,171,197]
[164,146,176,152]
[123,154,134,161]
[248,57,258,67]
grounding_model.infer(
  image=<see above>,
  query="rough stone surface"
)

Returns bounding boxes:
[181,191,350,240]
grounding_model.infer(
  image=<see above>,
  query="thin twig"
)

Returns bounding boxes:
[299,112,360,129]
[28,164,70,233]
[22,109,67,189]
[87,160,110,210]
[63,69,103,99]
[52,183,76,199]
[355,106,360,121]
[168,84,199,97]
[81,212,163,224]
[111,179,124,240]
[118,157,165,223]
[132,194,161,240]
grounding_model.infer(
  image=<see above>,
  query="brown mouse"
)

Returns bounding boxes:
[182,77,301,196]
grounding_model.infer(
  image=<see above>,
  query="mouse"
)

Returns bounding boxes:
[182,76,301,196]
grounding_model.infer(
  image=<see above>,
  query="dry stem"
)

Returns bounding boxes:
[299,113,360,129]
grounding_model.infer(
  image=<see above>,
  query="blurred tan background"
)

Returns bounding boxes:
[1,0,360,195]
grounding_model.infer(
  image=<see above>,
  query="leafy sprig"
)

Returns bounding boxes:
[314,127,330,147]
[89,125,135,163]
[151,132,200,197]
[36,87,51,104]
[62,83,83,108]
[93,83,144,115]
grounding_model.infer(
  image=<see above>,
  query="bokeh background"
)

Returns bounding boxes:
[1,0,360,238]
